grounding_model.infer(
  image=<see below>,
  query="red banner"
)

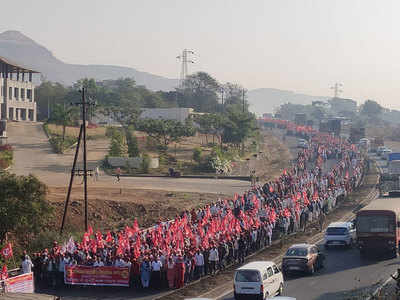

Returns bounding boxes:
[5,272,34,293]
[64,265,130,286]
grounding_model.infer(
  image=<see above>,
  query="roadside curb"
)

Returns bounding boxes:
[117,174,251,181]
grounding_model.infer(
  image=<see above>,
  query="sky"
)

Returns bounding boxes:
[2,0,400,109]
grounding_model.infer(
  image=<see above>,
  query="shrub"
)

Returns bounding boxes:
[192,147,203,163]
[141,154,151,173]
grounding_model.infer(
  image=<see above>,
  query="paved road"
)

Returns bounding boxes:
[7,122,250,195]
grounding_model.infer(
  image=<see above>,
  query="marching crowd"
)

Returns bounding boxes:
[24,123,365,291]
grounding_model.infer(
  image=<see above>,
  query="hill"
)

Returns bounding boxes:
[0,30,331,111]
[247,88,331,115]
[0,30,178,90]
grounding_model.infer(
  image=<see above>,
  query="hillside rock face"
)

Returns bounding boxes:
[0,30,178,90]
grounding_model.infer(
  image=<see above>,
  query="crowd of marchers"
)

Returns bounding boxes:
[19,125,365,292]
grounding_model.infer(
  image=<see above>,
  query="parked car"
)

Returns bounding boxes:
[234,261,284,300]
[282,243,325,276]
[324,221,356,248]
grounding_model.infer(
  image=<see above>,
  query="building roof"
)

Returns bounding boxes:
[0,56,39,73]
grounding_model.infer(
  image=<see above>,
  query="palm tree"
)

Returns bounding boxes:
[50,104,79,145]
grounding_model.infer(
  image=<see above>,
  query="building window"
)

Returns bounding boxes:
[21,88,25,100]
[14,88,19,100]
[27,89,32,100]
[9,87,12,100]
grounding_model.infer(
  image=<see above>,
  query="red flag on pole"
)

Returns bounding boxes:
[1,243,13,259]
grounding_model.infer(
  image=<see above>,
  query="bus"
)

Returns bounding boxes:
[356,197,400,258]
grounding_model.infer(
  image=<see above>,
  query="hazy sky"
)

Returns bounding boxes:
[2,0,400,109]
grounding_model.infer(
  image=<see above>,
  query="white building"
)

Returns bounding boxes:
[0,56,38,121]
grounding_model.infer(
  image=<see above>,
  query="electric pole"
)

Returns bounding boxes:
[177,49,195,87]
[330,83,343,98]
[242,89,246,113]
[60,87,96,234]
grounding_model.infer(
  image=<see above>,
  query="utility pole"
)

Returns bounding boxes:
[177,49,195,87]
[221,87,225,113]
[59,87,95,234]
[242,89,246,113]
[330,83,343,98]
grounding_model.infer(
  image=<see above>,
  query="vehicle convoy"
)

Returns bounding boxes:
[281,243,325,276]
[324,221,356,248]
[233,261,284,300]
[356,197,400,258]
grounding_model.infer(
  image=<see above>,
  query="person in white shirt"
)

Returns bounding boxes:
[208,246,219,275]
[194,250,204,279]
[151,256,162,289]
[21,255,34,274]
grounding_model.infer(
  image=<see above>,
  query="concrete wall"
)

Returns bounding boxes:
[140,108,194,123]
[107,156,159,169]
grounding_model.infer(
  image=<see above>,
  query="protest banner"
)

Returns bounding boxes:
[5,272,34,293]
[64,265,130,286]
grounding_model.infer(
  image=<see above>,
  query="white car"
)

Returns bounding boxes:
[382,149,393,160]
[377,146,388,156]
[324,222,356,248]
[234,261,284,299]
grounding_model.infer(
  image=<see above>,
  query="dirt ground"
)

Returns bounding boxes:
[45,129,290,233]
[48,186,230,232]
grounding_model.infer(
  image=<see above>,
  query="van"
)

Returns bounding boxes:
[233,261,284,299]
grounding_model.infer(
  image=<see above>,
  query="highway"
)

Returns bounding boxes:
[221,155,398,300]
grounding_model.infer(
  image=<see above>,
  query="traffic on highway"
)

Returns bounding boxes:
[218,138,400,300]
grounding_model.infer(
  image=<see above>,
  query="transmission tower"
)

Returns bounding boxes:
[330,83,343,98]
[177,49,195,87]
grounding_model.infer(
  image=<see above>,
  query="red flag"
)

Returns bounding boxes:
[132,220,140,234]
[1,265,8,280]
[106,232,113,243]
[87,225,93,236]
[1,243,13,259]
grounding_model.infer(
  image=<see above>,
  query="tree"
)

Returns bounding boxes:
[0,173,52,245]
[108,130,126,157]
[136,119,195,149]
[35,81,69,120]
[178,72,221,112]
[221,110,256,150]
[49,104,79,144]
[222,82,249,113]
[194,113,225,144]
[360,100,382,118]
[126,127,140,157]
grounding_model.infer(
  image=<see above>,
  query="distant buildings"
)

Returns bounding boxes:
[0,56,38,121]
